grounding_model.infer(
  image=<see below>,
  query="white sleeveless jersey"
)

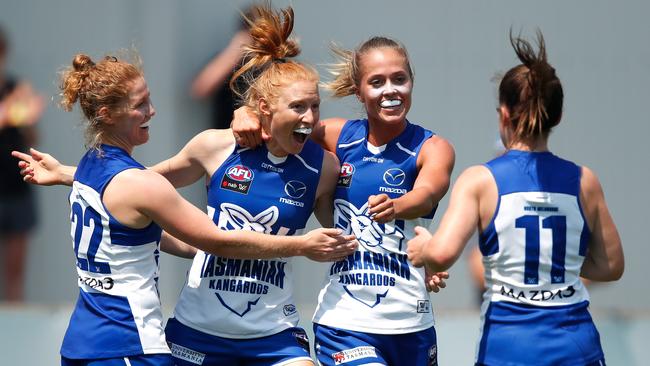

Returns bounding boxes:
[479,150,590,307]
[173,141,323,338]
[313,119,436,334]
[60,145,167,359]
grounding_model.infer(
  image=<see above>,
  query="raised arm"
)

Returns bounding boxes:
[579,166,624,281]
[369,136,455,223]
[106,168,356,261]
[150,129,235,188]
[407,166,487,273]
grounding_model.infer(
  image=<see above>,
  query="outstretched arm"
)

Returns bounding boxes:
[12,148,76,186]
[579,167,624,281]
[407,166,484,273]
[150,129,235,188]
[109,168,357,261]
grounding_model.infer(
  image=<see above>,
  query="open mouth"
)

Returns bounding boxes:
[292,126,312,144]
[380,99,402,108]
[140,121,150,129]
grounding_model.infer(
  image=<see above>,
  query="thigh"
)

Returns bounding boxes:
[386,327,438,366]
[165,318,231,366]
[245,327,312,366]
[313,324,387,366]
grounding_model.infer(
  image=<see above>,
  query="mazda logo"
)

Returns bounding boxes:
[285,180,307,199]
[383,168,405,186]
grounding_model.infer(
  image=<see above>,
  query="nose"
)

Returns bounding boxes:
[301,107,318,124]
[148,101,156,118]
[382,81,397,95]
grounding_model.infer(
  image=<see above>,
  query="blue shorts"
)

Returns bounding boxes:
[476,301,606,366]
[313,323,437,366]
[165,317,312,365]
[61,354,172,366]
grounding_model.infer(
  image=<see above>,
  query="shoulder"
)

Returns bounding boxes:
[321,150,340,175]
[312,118,349,152]
[189,129,236,153]
[418,135,455,168]
[580,165,604,199]
[455,165,494,194]
[110,168,171,192]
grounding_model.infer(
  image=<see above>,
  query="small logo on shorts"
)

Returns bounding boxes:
[417,299,430,313]
[283,304,297,316]
[170,343,206,365]
[292,329,310,351]
[332,346,377,365]
[428,345,438,366]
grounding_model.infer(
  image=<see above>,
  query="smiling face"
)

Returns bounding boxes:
[261,79,320,156]
[356,47,412,127]
[106,76,156,151]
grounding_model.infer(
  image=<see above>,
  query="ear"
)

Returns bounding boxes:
[258,97,272,117]
[498,105,511,128]
[355,87,363,103]
[97,106,114,125]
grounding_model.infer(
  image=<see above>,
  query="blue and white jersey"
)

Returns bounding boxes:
[61,145,167,359]
[313,119,436,334]
[480,150,590,307]
[173,140,324,339]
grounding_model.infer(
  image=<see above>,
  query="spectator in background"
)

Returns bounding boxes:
[0,25,44,303]
[190,5,254,130]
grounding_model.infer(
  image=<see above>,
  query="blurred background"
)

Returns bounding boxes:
[0,0,648,364]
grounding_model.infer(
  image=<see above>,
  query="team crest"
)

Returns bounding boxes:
[221,165,254,194]
[217,203,278,233]
[333,199,405,253]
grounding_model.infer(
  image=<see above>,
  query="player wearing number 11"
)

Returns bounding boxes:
[407,30,623,366]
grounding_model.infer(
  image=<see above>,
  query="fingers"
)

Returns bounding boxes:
[29,147,45,161]
[413,226,429,236]
[11,150,32,162]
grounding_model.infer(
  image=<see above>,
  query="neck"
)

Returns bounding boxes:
[367,118,407,146]
[101,135,133,155]
[264,139,288,157]
[508,138,549,152]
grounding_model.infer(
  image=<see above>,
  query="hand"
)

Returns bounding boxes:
[300,228,358,262]
[368,194,395,223]
[11,148,67,186]
[424,268,449,293]
[231,106,269,147]
[407,226,433,268]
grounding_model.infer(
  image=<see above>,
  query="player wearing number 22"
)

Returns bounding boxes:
[407,30,623,366]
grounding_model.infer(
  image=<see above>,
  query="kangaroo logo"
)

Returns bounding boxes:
[333,199,405,253]
[217,203,278,233]
[383,168,405,186]
[284,180,307,199]
[214,203,278,317]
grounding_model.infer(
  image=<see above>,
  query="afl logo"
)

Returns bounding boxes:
[226,165,253,182]
[383,168,405,186]
[337,162,354,188]
[340,163,355,177]
[285,180,307,199]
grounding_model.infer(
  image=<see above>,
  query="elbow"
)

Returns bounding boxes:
[608,259,625,281]
[424,248,455,272]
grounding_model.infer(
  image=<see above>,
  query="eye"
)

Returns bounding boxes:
[290,103,306,113]
[394,74,409,85]
[370,78,383,87]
